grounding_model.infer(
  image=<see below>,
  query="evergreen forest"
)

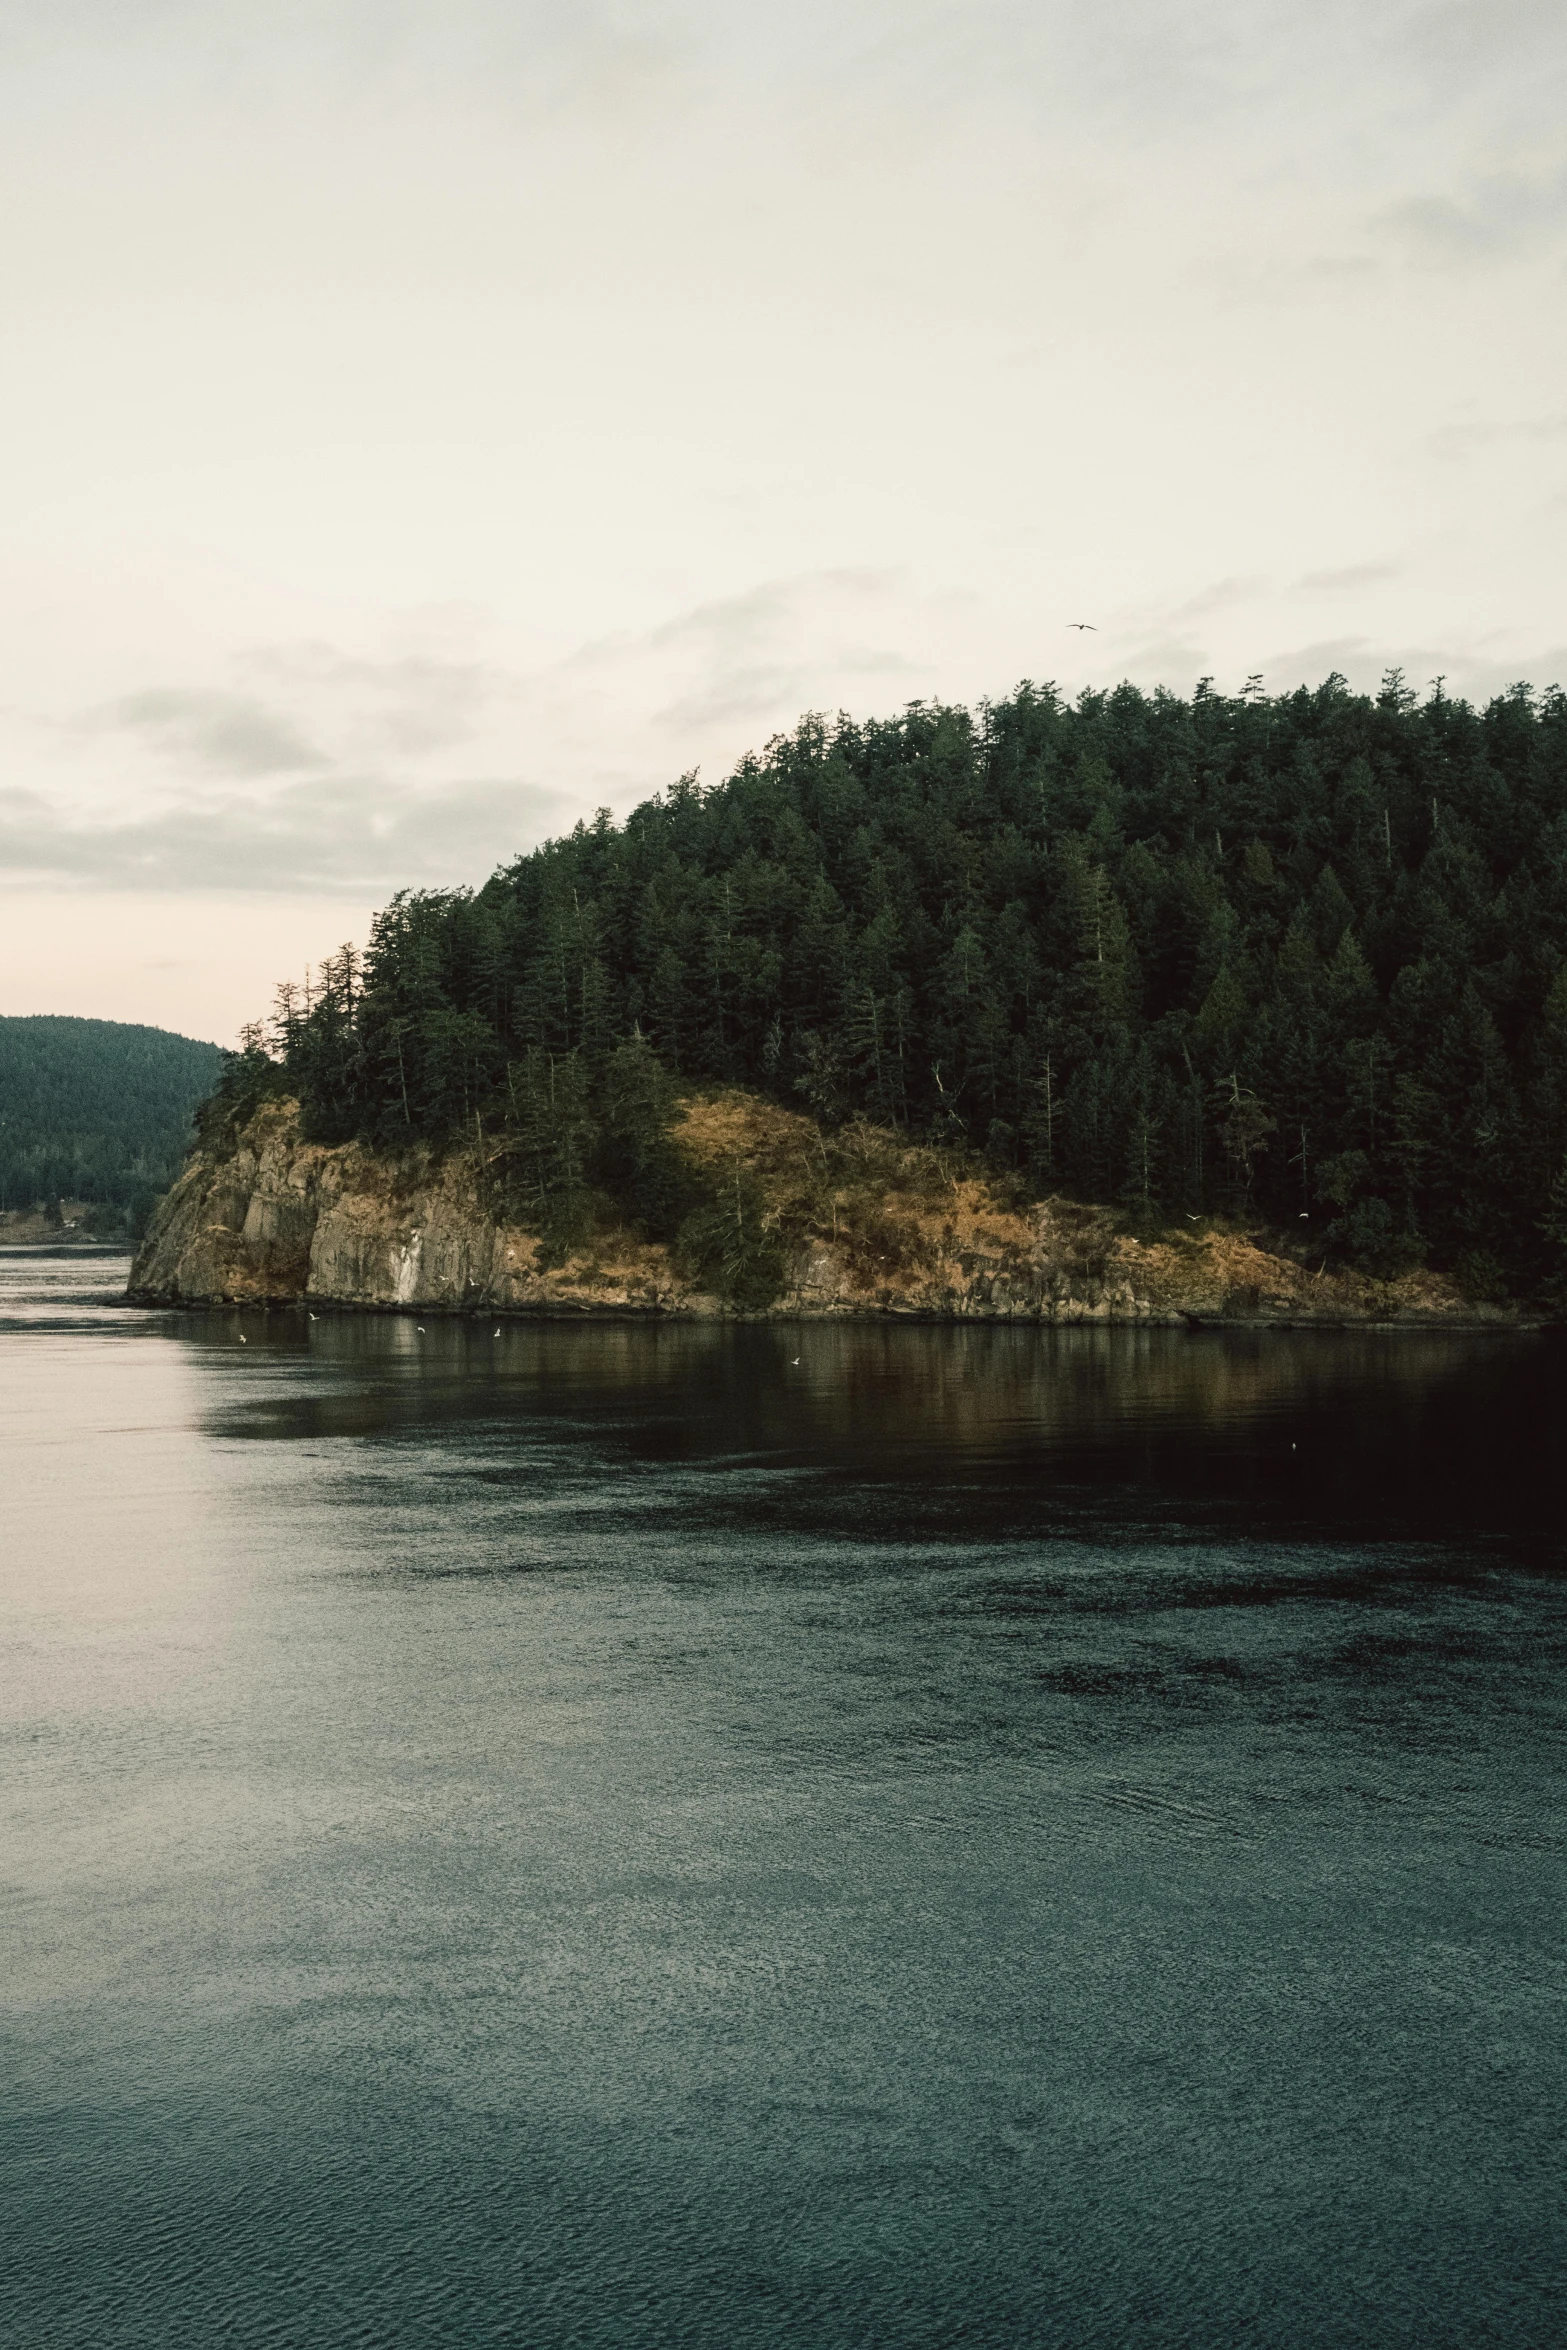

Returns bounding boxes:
[1,1016,221,1228]
[215,672,1567,1300]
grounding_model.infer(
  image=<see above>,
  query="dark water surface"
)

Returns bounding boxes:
[4,1254,1565,2348]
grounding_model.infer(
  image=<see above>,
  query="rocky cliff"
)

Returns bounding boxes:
[128,1092,1528,1326]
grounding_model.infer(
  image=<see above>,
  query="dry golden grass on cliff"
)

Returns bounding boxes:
[671,1086,1492,1319]
[673,1089,1028,1296]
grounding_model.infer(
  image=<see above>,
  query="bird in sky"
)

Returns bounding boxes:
[1068,622,1098,631]
[238,1333,247,1343]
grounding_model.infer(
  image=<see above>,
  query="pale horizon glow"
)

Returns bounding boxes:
[1,0,1564,1042]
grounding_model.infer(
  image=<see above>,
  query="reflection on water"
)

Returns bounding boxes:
[3,1253,1565,2348]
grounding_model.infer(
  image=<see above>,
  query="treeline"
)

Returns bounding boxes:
[0,1016,221,1228]
[209,671,1567,1298]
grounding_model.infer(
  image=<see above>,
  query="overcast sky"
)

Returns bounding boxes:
[2,0,1563,1041]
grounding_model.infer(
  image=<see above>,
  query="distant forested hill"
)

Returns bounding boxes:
[205,672,1567,1298]
[0,1016,221,1217]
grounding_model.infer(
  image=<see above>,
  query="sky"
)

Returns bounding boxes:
[1,0,1564,1044]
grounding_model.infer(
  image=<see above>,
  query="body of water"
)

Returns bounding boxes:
[4,1253,1565,2346]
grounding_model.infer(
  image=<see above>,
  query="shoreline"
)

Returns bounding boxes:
[125,1095,1550,1336]
[121,1288,1552,1334]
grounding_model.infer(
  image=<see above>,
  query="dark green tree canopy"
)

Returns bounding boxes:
[217,671,1567,1293]
[0,1016,221,1218]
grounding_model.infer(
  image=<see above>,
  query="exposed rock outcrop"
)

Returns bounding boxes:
[128,1094,1526,1325]
[128,1100,684,1315]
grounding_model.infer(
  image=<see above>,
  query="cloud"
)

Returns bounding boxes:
[104,689,328,776]
[1368,171,1567,267]
[2,571,950,897]
[651,668,815,733]
[0,772,571,894]
[1429,410,1567,458]
[1375,196,1497,263]
[242,644,498,757]
[1091,578,1266,677]
[567,569,934,743]
[1378,0,1567,97]
[635,570,901,660]
[1252,634,1567,705]
[1162,576,1264,626]
[1298,563,1401,591]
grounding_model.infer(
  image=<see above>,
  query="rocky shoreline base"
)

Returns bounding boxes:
[128,1095,1538,1331]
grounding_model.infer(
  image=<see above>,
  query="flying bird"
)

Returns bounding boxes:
[1068,622,1098,631]
[238,1333,247,1344]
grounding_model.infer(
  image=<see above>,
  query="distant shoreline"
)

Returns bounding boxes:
[3,1239,132,1257]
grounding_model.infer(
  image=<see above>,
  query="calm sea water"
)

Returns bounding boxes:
[4,1252,1565,2349]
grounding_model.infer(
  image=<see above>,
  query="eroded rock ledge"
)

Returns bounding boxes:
[128,1095,1526,1326]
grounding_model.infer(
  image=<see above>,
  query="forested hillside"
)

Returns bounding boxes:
[0,1017,221,1223]
[210,672,1567,1299]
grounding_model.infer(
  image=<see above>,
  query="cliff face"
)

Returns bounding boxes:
[128,1100,680,1316]
[129,1094,1521,1325]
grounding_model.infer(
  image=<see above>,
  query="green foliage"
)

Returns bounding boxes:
[1217,1076,1276,1209]
[1327,1195,1424,1279]
[192,1036,290,1152]
[676,1169,787,1311]
[496,1047,598,1261]
[221,673,1567,1297]
[1453,1248,1511,1305]
[593,1036,701,1238]
[126,1188,161,1244]
[0,1016,221,1215]
[1538,1160,1567,1310]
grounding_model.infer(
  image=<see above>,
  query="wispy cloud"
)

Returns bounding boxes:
[1252,633,1567,703]
[0,773,570,894]
[1297,563,1401,592]
[242,645,500,757]
[102,689,327,777]
[0,571,946,892]
[1429,409,1567,458]
[564,569,936,750]
[1368,170,1567,268]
